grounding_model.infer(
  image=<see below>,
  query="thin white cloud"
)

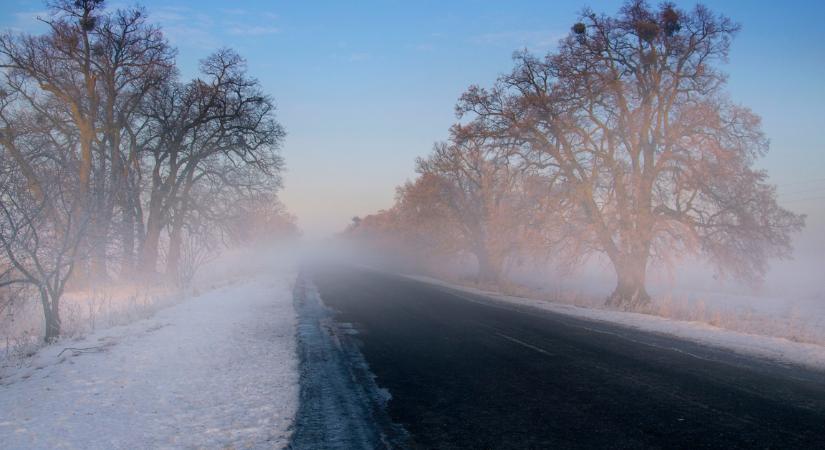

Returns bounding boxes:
[408,32,445,52]
[470,30,563,52]
[348,52,371,62]
[412,43,434,52]
[142,5,280,48]
[150,7,218,50]
[6,10,49,32]
[227,25,280,36]
[152,8,189,23]
[2,3,283,61]
[220,8,249,16]
[329,51,371,63]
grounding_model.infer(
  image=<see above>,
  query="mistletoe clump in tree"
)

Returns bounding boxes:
[456,1,804,309]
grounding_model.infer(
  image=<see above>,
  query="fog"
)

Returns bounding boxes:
[1,0,822,367]
[1,1,824,448]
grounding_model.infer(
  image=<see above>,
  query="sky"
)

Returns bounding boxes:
[1,0,824,241]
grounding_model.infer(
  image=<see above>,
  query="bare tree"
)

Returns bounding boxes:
[457,1,805,308]
[392,173,463,262]
[1,1,178,282]
[216,189,298,247]
[0,186,87,343]
[137,49,284,278]
[92,6,175,277]
[0,0,104,233]
[412,129,534,283]
[0,103,88,342]
[0,1,289,344]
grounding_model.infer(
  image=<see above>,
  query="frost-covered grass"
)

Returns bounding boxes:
[410,274,825,371]
[0,243,298,366]
[1,283,180,367]
[0,246,299,449]
[641,290,825,346]
[469,279,825,347]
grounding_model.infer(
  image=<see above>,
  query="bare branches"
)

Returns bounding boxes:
[57,345,105,357]
[0,2,289,342]
[452,1,804,308]
[137,48,285,277]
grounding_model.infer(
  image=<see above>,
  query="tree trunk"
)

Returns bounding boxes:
[606,254,651,310]
[69,124,96,287]
[121,131,142,279]
[118,167,137,279]
[89,219,108,282]
[165,213,184,283]
[138,180,168,278]
[40,287,61,343]
[120,204,135,277]
[475,246,502,285]
[167,171,196,284]
[139,218,162,276]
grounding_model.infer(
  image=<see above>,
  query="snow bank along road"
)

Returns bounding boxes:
[310,265,825,449]
[288,277,408,449]
[0,274,298,449]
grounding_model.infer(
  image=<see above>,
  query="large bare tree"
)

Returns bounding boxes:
[93,6,175,276]
[412,128,535,283]
[0,0,103,225]
[1,1,175,281]
[137,49,284,277]
[0,1,288,342]
[457,1,804,308]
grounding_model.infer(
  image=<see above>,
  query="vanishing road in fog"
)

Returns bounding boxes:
[308,266,825,449]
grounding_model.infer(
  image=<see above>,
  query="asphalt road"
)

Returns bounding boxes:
[310,265,825,449]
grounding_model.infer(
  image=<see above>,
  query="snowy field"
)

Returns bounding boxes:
[408,274,825,372]
[0,251,299,449]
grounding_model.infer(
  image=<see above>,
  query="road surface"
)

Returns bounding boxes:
[309,265,825,449]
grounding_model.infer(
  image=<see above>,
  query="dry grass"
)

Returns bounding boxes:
[1,283,180,367]
[641,294,825,346]
[443,274,825,347]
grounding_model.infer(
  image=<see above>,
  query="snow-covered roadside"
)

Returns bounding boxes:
[0,267,299,449]
[289,276,408,448]
[405,274,825,372]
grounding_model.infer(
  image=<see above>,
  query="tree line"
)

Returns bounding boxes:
[0,0,295,342]
[344,1,805,310]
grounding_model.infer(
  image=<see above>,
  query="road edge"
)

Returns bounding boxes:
[288,271,409,449]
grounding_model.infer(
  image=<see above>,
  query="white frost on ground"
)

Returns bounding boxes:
[0,262,298,449]
[407,274,825,372]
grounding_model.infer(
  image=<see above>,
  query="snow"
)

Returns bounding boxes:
[290,277,407,448]
[406,274,825,372]
[0,257,299,449]
[502,255,825,346]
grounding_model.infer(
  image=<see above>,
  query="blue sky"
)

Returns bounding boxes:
[2,0,824,239]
